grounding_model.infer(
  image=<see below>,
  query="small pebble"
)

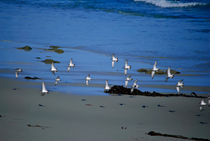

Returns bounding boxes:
[169,110,175,113]
[38,104,44,107]
[200,122,207,125]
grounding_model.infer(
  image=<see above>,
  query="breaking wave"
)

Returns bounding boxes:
[134,0,206,8]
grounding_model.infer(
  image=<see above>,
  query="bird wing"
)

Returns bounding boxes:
[151,70,155,79]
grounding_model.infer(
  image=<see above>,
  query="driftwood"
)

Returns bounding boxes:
[105,85,207,98]
[147,131,210,141]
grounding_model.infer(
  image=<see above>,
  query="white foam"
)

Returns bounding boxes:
[134,0,206,8]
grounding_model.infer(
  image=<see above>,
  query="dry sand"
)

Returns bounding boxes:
[0,77,210,141]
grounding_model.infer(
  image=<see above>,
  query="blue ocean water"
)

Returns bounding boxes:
[0,0,209,95]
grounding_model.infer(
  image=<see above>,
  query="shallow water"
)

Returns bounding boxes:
[0,0,209,95]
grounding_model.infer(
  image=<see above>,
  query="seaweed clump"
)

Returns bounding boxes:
[137,68,180,75]
[17,45,32,51]
[44,46,64,54]
[24,76,40,80]
[147,131,210,141]
[42,59,60,64]
[105,85,206,98]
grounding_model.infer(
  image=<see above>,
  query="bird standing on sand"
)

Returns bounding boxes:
[85,74,91,86]
[67,58,75,72]
[151,61,159,79]
[165,67,174,81]
[200,99,207,111]
[124,60,131,75]
[111,54,118,68]
[131,80,139,93]
[176,80,184,94]
[104,80,110,91]
[51,62,57,74]
[55,76,61,85]
[125,75,132,88]
[41,82,48,95]
[15,68,22,79]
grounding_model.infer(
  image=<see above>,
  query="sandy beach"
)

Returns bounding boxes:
[0,77,210,141]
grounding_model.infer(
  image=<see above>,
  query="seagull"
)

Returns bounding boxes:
[200,99,207,111]
[124,60,131,75]
[15,68,23,79]
[55,76,61,85]
[176,80,184,94]
[85,74,91,86]
[51,62,57,74]
[104,80,110,91]
[165,67,174,81]
[41,82,48,95]
[67,58,75,72]
[125,75,132,88]
[200,99,207,106]
[151,61,159,79]
[124,60,131,70]
[111,54,118,68]
[131,80,139,93]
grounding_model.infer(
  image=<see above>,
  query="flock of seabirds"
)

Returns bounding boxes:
[14,54,210,110]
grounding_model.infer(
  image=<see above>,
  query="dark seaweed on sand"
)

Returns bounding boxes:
[105,85,207,98]
[24,76,40,80]
[147,131,210,141]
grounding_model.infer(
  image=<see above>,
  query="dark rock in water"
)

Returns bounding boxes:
[24,76,40,80]
[105,85,207,98]
[42,59,60,64]
[17,45,32,51]
[44,46,64,54]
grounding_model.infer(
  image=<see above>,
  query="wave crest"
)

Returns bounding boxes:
[134,0,206,8]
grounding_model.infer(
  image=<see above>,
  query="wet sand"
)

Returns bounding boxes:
[0,77,210,141]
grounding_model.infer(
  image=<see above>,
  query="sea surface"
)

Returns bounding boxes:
[0,0,209,95]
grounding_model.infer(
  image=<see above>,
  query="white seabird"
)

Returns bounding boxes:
[15,68,23,79]
[104,80,110,91]
[111,54,118,68]
[55,76,61,85]
[176,80,184,94]
[41,82,48,94]
[131,80,139,93]
[51,62,57,74]
[124,60,131,70]
[67,58,75,72]
[125,75,132,88]
[166,67,174,81]
[200,99,207,106]
[151,61,159,79]
[124,60,131,75]
[85,74,91,86]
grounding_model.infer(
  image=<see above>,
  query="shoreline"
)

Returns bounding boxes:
[0,77,210,141]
